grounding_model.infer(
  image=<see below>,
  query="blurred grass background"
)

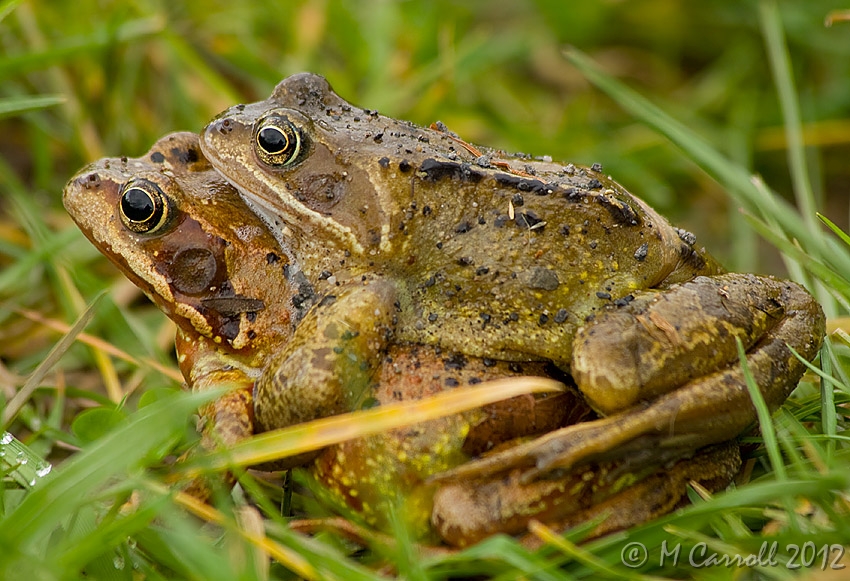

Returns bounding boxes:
[2,0,850,578]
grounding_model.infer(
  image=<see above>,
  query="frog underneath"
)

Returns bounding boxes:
[63,132,742,546]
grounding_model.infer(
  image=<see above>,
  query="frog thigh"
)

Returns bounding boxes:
[572,273,825,414]
[430,273,823,483]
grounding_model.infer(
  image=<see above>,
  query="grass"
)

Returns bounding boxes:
[2,0,850,578]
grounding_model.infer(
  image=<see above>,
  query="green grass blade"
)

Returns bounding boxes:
[0,94,64,119]
[758,0,819,236]
[0,390,213,550]
[562,47,850,279]
[0,431,52,489]
[2,291,104,427]
[737,337,784,479]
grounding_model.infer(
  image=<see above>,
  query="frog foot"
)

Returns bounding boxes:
[432,274,824,484]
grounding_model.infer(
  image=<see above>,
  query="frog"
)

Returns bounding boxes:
[63,132,743,546]
[199,72,825,479]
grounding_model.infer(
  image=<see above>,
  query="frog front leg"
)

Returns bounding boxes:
[176,329,257,500]
[434,273,824,482]
[253,279,397,434]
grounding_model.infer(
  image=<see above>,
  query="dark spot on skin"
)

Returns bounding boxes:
[511,193,524,206]
[457,256,474,267]
[563,187,580,201]
[494,215,509,228]
[318,270,333,280]
[246,312,257,323]
[443,352,468,370]
[480,312,491,327]
[508,312,519,322]
[423,205,432,216]
[436,242,443,249]
[591,162,603,172]
[378,157,389,168]
[559,224,570,236]
[596,291,612,300]
[428,312,438,322]
[220,319,241,341]
[171,146,199,165]
[477,216,486,225]
[399,160,412,172]
[589,241,597,250]
[292,293,313,308]
[475,266,489,276]
[516,212,543,230]
[676,228,697,245]
[595,196,640,226]
[538,313,549,325]
[526,267,559,291]
[202,297,265,317]
[554,308,568,323]
[373,133,384,143]
[419,158,484,183]
[508,363,523,373]
[454,221,472,233]
[266,252,280,264]
[150,151,165,163]
[494,173,553,195]
[634,242,649,261]
[445,377,460,387]
[587,178,603,189]
[247,330,257,339]
[483,358,496,367]
[469,377,482,385]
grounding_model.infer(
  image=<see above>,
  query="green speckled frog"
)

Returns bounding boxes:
[63,132,742,546]
[200,73,825,478]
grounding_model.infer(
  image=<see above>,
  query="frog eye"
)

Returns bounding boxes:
[119,179,172,234]
[254,116,302,167]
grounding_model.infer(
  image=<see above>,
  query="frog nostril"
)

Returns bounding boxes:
[82,172,101,189]
[217,118,233,135]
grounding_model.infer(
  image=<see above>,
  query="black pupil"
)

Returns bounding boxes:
[258,126,288,154]
[122,188,156,222]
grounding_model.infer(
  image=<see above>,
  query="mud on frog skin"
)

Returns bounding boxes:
[63,132,742,546]
[201,73,825,479]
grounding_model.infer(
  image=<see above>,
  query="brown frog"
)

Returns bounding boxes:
[200,73,825,479]
[62,132,742,546]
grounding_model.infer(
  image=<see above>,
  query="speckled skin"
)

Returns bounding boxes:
[200,73,824,473]
[62,132,742,545]
[202,74,727,370]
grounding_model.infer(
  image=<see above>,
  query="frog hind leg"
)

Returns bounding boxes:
[253,279,397,437]
[431,273,823,483]
[432,440,740,548]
